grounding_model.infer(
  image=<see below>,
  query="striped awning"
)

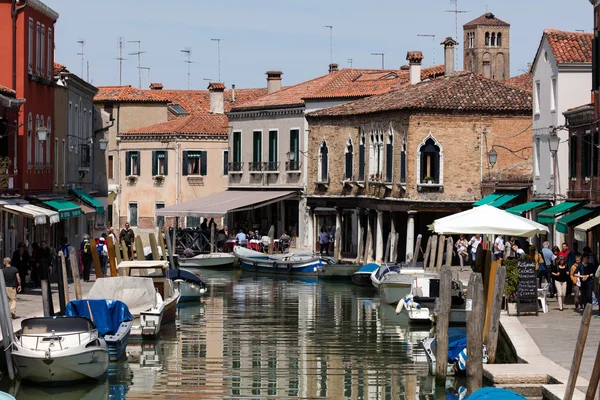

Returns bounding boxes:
[0,204,46,225]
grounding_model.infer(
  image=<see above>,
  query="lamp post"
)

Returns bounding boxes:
[488,148,497,168]
[548,130,560,204]
[36,125,48,142]
[98,138,108,152]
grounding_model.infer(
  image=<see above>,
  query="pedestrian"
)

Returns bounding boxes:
[576,254,597,308]
[541,241,555,296]
[2,257,21,319]
[107,227,117,245]
[552,258,569,311]
[35,240,53,285]
[558,242,570,261]
[455,235,469,267]
[570,253,582,311]
[493,235,505,261]
[200,218,208,232]
[235,229,248,247]
[97,237,108,277]
[119,222,135,259]
[11,242,30,293]
[319,226,330,256]
[80,234,93,282]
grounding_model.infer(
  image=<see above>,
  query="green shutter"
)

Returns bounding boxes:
[126,152,131,176]
[136,151,140,176]
[233,132,241,163]
[200,151,207,176]
[253,131,261,163]
[152,151,158,176]
[269,131,277,163]
[182,151,188,176]
[164,151,169,175]
[223,150,229,175]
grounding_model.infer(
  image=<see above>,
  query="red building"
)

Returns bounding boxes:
[0,0,58,194]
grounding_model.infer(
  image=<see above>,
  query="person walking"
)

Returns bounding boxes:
[552,258,569,311]
[97,237,108,277]
[319,226,330,256]
[11,242,29,293]
[120,222,135,259]
[455,235,469,267]
[540,241,555,296]
[576,254,597,308]
[468,234,481,264]
[493,235,505,261]
[570,253,582,311]
[35,240,53,286]
[2,257,21,319]
[80,234,93,282]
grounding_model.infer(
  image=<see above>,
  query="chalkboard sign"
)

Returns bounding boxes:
[517,260,538,316]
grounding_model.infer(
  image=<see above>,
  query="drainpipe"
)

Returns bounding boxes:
[11,0,26,91]
[175,137,180,204]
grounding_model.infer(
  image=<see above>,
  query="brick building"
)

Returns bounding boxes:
[305,49,532,262]
[463,12,510,81]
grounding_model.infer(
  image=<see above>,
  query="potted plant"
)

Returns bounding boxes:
[504,258,519,315]
[424,176,434,184]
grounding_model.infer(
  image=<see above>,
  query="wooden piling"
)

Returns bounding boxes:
[210,228,215,254]
[149,233,160,260]
[428,236,438,271]
[435,265,453,385]
[564,304,593,400]
[435,235,446,271]
[467,273,485,393]
[486,265,506,363]
[0,270,15,380]
[585,332,600,400]
[55,251,66,314]
[107,236,118,277]
[268,225,275,255]
[165,228,177,270]
[355,227,364,265]
[411,234,422,269]
[444,236,454,266]
[484,259,500,343]
[121,240,129,261]
[389,223,397,264]
[384,233,392,263]
[158,229,167,261]
[423,237,432,271]
[69,247,82,300]
[114,240,122,268]
[59,250,70,305]
[393,232,400,264]
[134,236,145,260]
[90,238,103,278]
[334,228,342,260]
[40,257,52,317]
[363,223,373,263]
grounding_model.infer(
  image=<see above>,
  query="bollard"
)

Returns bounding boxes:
[69,247,82,300]
[486,265,506,363]
[467,273,485,393]
[435,265,452,385]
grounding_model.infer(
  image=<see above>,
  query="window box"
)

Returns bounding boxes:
[127,175,138,183]
[264,161,280,173]
[285,161,301,173]
[153,175,165,181]
[353,181,365,188]
[314,179,329,189]
[228,162,243,174]
[249,161,263,173]
[342,179,353,188]
[187,176,204,186]
[417,182,443,192]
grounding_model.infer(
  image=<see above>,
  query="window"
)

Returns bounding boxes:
[74,103,78,154]
[62,139,66,187]
[358,129,365,181]
[368,127,384,178]
[40,25,45,77]
[400,132,407,184]
[534,137,541,177]
[267,130,278,171]
[27,113,32,167]
[187,217,200,228]
[68,102,72,151]
[485,32,490,47]
[418,135,443,184]
[108,155,114,179]
[497,32,502,47]
[46,116,51,166]
[289,129,300,171]
[155,203,165,228]
[550,77,557,112]
[318,140,329,182]
[252,131,262,163]
[126,151,140,176]
[223,150,229,175]
[167,104,189,116]
[182,150,207,176]
[34,115,39,166]
[28,18,33,74]
[582,132,591,178]
[152,150,168,176]
[128,203,138,227]
[534,81,541,115]
[80,143,91,168]
[104,104,114,119]
[47,28,52,77]
[385,123,393,182]
[54,138,58,186]
[491,32,496,47]
[231,131,242,172]
[36,22,41,74]
[345,138,353,180]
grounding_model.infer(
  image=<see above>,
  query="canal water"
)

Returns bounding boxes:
[1,270,461,399]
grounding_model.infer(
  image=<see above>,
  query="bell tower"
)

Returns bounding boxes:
[463,12,510,81]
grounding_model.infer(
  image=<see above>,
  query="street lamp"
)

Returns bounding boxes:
[36,125,48,142]
[286,151,295,162]
[548,131,560,153]
[98,138,108,151]
[488,148,498,167]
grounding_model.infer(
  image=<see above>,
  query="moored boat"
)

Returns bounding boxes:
[351,263,379,286]
[65,299,133,361]
[13,317,109,385]
[378,273,415,305]
[178,253,236,269]
[166,268,207,302]
[422,328,488,376]
[233,246,329,276]
[317,263,360,280]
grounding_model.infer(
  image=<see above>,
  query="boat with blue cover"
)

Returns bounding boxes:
[352,263,379,286]
[234,246,330,276]
[66,299,133,361]
[166,268,207,302]
[422,328,488,376]
[467,388,526,399]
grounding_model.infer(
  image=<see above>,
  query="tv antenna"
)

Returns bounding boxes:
[323,25,333,65]
[417,34,436,65]
[211,38,222,82]
[445,1,468,65]
[138,66,150,87]
[115,37,126,86]
[128,40,147,88]
[371,53,385,69]
[347,58,353,68]
[77,40,85,79]
[181,48,193,90]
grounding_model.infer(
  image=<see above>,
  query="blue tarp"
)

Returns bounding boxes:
[468,388,526,399]
[356,263,380,274]
[166,268,205,285]
[447,330,468,362]
[65,299,133,337]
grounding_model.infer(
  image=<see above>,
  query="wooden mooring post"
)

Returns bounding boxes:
[435,265,453,385]
[165,228,177,270]
[423,236,432,271]
[384,233,392,263]
[134,236,145,261]
[585,335,600,400]
[149,233,160,260]
[40,258,53,317]
[121,240,129,261]
[355,227,364,265]
[428,236,438,271]
[59,250,70,307]
[467,273,485,393]
[158,229,167,261]
[69,247,82,300]
[444,236,453,266]
[0,269,15,380]
[411,234,422,268]
[268,225,275,255]
[564,304,593,400]
[486,265,506,363]
[90,238,103,278]
[334,228,342,261]
[435,235,446,271]
[107,236,118,277]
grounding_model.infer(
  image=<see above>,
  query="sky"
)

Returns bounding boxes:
[44,0,591,91]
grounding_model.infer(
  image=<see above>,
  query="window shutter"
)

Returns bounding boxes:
[164,151,169,175]
[200,151,208,176]
[223,151,229,175]
[594,37,598,91]
[126,152,131,176]
[432,153,440,183]
[152,151,158,176]
[400,151,406,183]
[136,151,141,175]
[182,151,188,176]
[386,143,393,181]
[345,152,353,180]
[358,144,365,181]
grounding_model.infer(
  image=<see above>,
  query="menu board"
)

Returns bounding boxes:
[517,260,537,300]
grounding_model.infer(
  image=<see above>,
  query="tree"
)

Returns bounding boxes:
[0,157,11,191]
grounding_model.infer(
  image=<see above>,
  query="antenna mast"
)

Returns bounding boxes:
[417,34,436,65]
[371,53,385,69]
[181,48,193,90]
[211,39,222,82]
[128,40,147,88]
[324,25,333,65]
[445,0,468,66]
[115,37,126,86]
[347,58,353,68]
[77,40,85,79]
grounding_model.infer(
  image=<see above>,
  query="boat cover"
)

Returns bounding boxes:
[373,264,401,281]
[355,263,380,274]
[447,330,468,363]
[167,268,205,285]
[65,299,133,337]
[467,388,526,399]
[86,276,157,315]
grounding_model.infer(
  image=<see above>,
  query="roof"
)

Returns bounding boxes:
[464,12,510,28]
[0,85,16,98]
[122,113,228,136]
[53,62,68,76]
[544,29,593,64]
[94,85,172,103]
[207,82,225,91]
[307,72,532,118]
[504,73,533,93]
[232,66,445,110]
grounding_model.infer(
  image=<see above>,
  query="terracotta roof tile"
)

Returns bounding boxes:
[307,72,532,117]
[0,85,16,97]
[122,113,228,136]
[94,85,171,103]
[545,29,593,64]
[464,12,510,28]
[504,73,533,93]
[207,82,225,91]
[53,62,68,76]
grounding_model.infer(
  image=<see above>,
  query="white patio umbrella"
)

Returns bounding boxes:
[430,205,549,237]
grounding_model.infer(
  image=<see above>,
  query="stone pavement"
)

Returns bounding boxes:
[519,296,600,381]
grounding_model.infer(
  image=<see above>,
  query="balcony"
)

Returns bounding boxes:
[228,162,243,174]
[285,161,301,173]
[249,162,263,174]
[264,161,280,173]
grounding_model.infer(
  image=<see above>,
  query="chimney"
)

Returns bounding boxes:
[441,37,459,77]
[208,82,225,114]
[266,70,283,94]
[231,84,236,102]
[149,82,163,90]
[328,63,339,73]
[406,51,424,85]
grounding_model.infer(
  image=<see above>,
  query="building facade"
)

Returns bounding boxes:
[463,12,510,81]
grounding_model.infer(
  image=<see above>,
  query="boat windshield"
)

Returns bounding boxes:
[375,264,401,281]
[21,317,93,335]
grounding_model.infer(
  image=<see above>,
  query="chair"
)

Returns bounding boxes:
[537,283,549,313]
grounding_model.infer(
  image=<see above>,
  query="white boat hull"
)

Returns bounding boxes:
[178,281,207,302]
[178,254,235,268]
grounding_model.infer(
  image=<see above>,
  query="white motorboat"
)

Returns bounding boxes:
[87,260,180,339]
[233,246,330,275]
[167,268,207,302]
[178,253,236,269]
[13,317,109,385]
[378,274,415,305]
[370,263,425,289]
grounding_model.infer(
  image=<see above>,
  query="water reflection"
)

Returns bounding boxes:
[3,270,457,399]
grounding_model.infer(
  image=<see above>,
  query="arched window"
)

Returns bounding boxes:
[385,123,393,182]
[46,116,51,167]
[27,113,32,168]
[485,32,490,47]
[369,126,384,179]
[38,115,44,167]
[34,115,39,166]
[345,138,354,180]
[318,140,329,182]
[417,134,443,185]
[358,128,366,181]
[468,32,475,49]
[497,32,502,47]
[491,33,496,47]
[399,131,407,184]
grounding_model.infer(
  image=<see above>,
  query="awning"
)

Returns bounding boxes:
[537,201,582,224]
[43,199,83,219]
[574,215,600,242]
[70,189,104,214]
[0,204,46,225]
[473,193,503,206]
[505,201,550,216]
[473,191,520,207]
[488,193,519,207]
[80,204,96,215]
[155,190,297,218]
[557,208,596,234]
[22,204,59,225]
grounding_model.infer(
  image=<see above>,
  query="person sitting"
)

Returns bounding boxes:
[512,244,525,258]
[216,228,227,251]
[236,230,248,247]
[279,232,291,253]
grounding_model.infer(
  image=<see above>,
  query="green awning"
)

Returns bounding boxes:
[473,193,504,206]
[556,208,596,234]
[488,193,519,208]
[43,199,83,220]
[505,201,550,216]
[474,191,520,207]
[537,201,582,224]
[70,189,104,215]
